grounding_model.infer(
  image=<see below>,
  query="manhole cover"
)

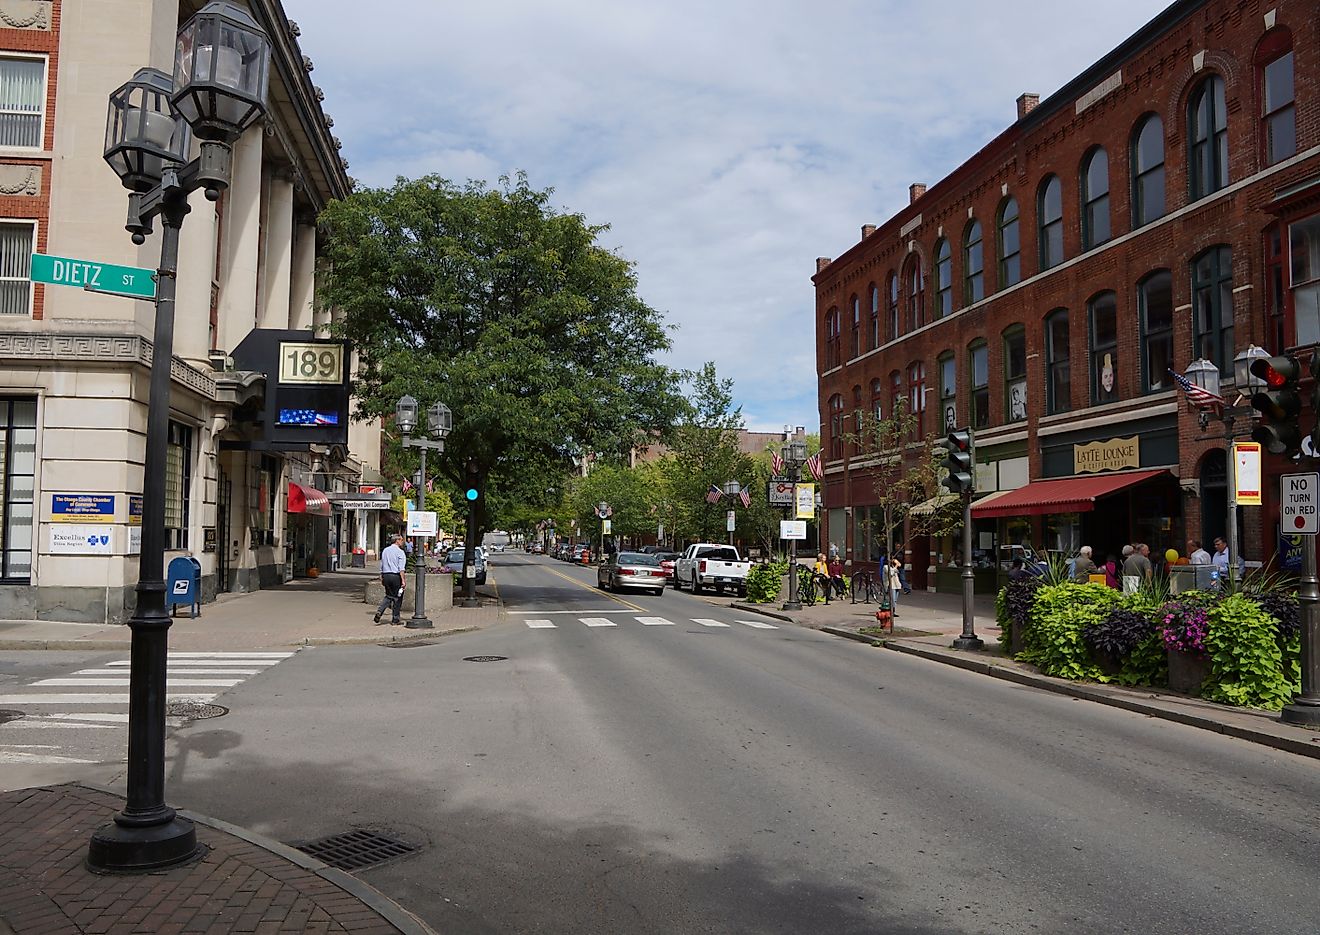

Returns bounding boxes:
[165,702,228,720]
[462,655,507,663]
[0,709,24,725]
[296,829,416,871]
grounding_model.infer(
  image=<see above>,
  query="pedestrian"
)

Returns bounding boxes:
[828,541,839,560]
[884,558,902,616]
[1188,538,1211,565]
[1007,558,1031,582]
[1122,541,1152,590]
[374,534,408,625]
[1103,553,1120,589]
[894,543,912,594]
[1072,545,1098,582]
[827,554,846,600]
[1211,536,1246,581]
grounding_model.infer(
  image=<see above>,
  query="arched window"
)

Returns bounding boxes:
[1193,246,1234,374]
[1088,291,1118,405]
[1132,114,1165,226]
[824,307,840,369]
[908,361,927,438]
[1045,309,1070,414]
[1038,175,1064,270]
[828,393,845,459]
[1138,270,1173,393]
[1003,325,1027,422]
[889,370,903,425]
[968,342,989,429]
[938,352,956,432]
[998,197,1021,288]
[1189,76,1228,200]
[871,377,883,422]
[887,273,899,340]
[934,239,952,318]
[869,284,880,349]
[1081,148,1110,249]
[849,294,861,359]
[1258,30,1295,166]
[964,220,984,303]
[906,257,924,331]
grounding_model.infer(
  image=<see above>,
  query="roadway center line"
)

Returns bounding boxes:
[534,565,645,612]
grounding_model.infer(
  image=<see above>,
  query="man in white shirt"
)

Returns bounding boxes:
[374,535,408,624]
[1187,539,1211,565]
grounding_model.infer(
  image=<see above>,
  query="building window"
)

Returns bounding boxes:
[908,361,927,438]
[0,56,45,148]
[964,220,984,304]
[1038,175,1064,271]
[1189,76,1229,201]
[0,397,35,581]
[828,394,844,459]
[1003,326,1027,423]
[1193,246,1234,375]
[0,221,33,316]
[1081,147,1110,249]
[1261,45,1295,166]
[887,273,899,340]
[998,197,1020,288]
[871,378,883,422]
[934,239,952,318]
[166,421,193,550]
[1045,309,1070,415]
[1291,215,1320,347]
[1139,270,1174,393]
[1089,292,1119,406]
[869,284,880,350]
[906,258,924,331]
[889,370,902,425]
[824,307,840,369]
[938,353,956,432]
[1132,114,1165,227]
[852,385,863,452]
[969,342,989,429]
[850,295,861,359]
[1265,226,1286,353]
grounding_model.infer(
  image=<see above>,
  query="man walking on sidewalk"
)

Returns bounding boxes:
[374,535,408,624]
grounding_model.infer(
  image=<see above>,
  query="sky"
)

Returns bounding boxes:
[284,0,1164,434]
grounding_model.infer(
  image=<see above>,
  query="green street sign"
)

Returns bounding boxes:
[30,253,157,299]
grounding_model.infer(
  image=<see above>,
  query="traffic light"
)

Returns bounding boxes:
[464,461,480,503]
[942,428,974,494]
[1250,354,1302,457]
[1310,351,1320,457]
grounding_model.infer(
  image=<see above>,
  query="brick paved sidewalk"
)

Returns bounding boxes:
[0,784,435,935]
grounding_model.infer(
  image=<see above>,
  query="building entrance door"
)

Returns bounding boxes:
[217,468,231,592]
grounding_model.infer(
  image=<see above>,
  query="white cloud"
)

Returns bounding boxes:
[287,0,1164,434]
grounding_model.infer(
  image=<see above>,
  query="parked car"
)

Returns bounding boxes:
[654,551,681,580]
[674,544,751,596]
[442,547,487,585]
[597,551,666,595]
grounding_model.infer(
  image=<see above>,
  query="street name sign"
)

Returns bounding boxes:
[1280,472,1319,534]
[30,253,157,299]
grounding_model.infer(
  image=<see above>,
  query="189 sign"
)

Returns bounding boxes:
[278,342,343,384]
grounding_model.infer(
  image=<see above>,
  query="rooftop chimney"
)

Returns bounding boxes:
[816,257,832,272]
[909,183,926,204]
[1016,92,1040,119]
[861,224,876,239]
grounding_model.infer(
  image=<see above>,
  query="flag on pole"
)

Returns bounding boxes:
[1169,369,1224,407]
[806,451,823,482]
[705,484,722,504]
[770,449,784,475]
[426,478,434,492]
[401,478,413,492]
[739,488,751,509]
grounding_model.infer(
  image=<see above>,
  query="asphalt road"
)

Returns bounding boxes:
[159,552,1320,934]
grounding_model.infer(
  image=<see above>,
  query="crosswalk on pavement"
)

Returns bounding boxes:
[519,615,778,630]
[0,651,294,766]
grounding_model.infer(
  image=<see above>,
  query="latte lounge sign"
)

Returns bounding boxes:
[1074,436,1140,474]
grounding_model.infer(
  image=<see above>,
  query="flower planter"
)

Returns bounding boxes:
[1088,646,1124,677]
[1009,621,1027,657]
[1166,650,1211,695]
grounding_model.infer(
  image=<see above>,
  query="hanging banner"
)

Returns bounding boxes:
[794,483,815,519]
[1232,441,1262,506]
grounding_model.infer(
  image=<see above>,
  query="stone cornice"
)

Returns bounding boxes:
[0,332,216,398]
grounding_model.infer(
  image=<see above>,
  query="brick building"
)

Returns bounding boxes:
[813,0,1319,592]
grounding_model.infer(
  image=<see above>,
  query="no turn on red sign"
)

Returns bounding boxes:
[1280,472,1319,535]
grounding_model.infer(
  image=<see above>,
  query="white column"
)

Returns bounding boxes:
[260,173,294,331]
[175,189,219,365]
[289,220,317,331]
[217,129,263,355]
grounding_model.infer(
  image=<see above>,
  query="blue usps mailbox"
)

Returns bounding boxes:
[166,556,202,618]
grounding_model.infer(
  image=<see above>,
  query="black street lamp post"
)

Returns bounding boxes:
[780,438,808,611]
[396,397,452,629]
[88,2,272,873]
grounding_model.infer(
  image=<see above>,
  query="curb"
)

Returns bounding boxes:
[728,602,799,624]
[0,639,133,651]
[302,626,480,647]
[820,626,885,646]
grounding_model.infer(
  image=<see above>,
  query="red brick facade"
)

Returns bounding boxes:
[813,0,1320,587]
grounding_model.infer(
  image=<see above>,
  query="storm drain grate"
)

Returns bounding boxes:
[296,829,416,871]
[0,709,24,725]
[166,702,228,720]
[463,655,507,663]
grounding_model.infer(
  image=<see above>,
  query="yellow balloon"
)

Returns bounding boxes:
[1164,548,1179,563]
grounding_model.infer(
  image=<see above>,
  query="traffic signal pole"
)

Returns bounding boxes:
[1282,534,1320,726]
[951,491,983,650]
[943,428,982,651]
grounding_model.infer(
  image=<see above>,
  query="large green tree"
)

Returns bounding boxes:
[319,174,684,540]
[663,363,752,543]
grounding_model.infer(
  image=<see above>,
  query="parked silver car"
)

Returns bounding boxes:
[597,551,665,595]
[442,547,487,585]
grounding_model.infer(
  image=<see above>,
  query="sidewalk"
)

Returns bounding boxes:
[733,587,1320,761]
[0,782,435,935]
[0,568,504,652]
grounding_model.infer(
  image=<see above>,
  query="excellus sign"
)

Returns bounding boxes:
[1074,436,1140,474]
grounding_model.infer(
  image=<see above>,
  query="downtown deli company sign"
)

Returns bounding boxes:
[1073,436,1140,475]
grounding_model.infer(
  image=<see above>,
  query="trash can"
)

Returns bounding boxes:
[166,556,202,618]
[351,548,366,568]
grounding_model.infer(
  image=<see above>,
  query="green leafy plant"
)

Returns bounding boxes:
[1203,592,1301,710]
[1020,583,1119,680]
[999,577,1040,656]
[1039,554,1074,587]
[746,561,787,603]
[1115,631,1169,687]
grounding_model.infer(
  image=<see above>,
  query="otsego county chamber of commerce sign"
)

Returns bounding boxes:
[1074,436,1140,474]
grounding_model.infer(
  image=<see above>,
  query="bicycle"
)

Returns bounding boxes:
[795,565,820,605]
[851,569,881,604]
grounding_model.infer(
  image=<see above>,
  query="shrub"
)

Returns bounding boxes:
[1020,583,1119,680]
[1083,606,1158,658]
[1000,577,1039,655]
[1254,590,1300,641]
[1160,592,1219,656]
[746,561,787,603]
[1203,592,1300,710]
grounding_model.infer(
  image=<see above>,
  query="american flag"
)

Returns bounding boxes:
[401,478,413,492]
[806,451,823,482]
[425,478,434,492]
[739,488,751,509]
[705,484,722,504]
[770,449,784,475]
[1169,369,1224,407]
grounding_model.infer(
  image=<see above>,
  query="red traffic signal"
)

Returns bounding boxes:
[1249,354,1302,457]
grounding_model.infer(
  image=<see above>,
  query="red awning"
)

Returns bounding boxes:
[971,469,1171,519]
[288,483,332,517]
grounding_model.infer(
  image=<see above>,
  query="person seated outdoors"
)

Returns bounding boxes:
[812,552,833,603]
[827,555,846,599]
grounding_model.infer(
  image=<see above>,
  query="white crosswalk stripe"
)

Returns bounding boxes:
[736,619,778,629]
[579,618,617,627]
[521,615,780,631]
[635,617,674,626]
[692,618,732,628]
[524,619,556,629]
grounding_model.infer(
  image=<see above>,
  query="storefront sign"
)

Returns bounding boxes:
[50,525,113,554]
[1233,442,1262,506]
[51,493,115,523]
[768,478,795,506]
[1073,436,1140,474]
[331,499,390,510]
[780,520,807,540]
[794,483,815,519]
[128,495,142,525]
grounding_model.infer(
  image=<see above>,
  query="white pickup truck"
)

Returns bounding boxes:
[674,544,751,596]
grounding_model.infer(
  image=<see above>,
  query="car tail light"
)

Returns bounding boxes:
[621,567,635,576]
[699,560,707,573]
